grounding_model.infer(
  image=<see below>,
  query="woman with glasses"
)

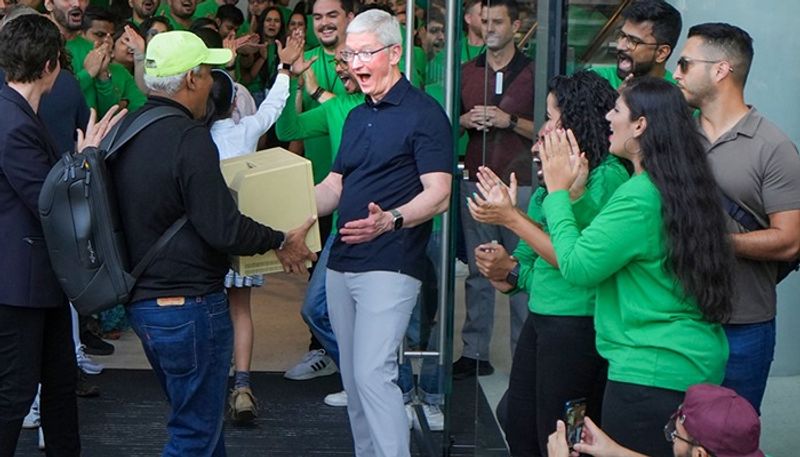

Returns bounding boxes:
[468,70,628,456]
[204,29,305,424]
[536,77,732,457]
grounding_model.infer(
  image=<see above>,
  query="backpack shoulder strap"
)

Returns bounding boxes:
[102,106,186,160]
[130,215,188,279]
[719,192,764,232]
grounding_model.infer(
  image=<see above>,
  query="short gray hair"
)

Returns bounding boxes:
[346,9,401,47]
[143,65,201,95]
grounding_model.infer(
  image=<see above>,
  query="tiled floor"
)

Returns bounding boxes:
[99,271,798,455]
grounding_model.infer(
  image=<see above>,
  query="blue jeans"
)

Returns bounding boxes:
[722,319,776,414]
[398,232,443,405]
[301,234,339,366]
[127,291,233,457]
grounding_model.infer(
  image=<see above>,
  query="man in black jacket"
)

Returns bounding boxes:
[109,30,315,455]
[0,15,124,456]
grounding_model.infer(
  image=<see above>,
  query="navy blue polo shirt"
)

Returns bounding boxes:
[328,77,453,281]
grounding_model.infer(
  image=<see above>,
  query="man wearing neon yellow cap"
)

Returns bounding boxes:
[109,31,316,455]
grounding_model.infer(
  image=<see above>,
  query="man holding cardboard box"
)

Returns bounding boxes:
[108,31,316,455]
[313,10,452,456]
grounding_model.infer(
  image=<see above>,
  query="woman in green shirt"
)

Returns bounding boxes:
[539,77,733,457]
[468,70,626,456]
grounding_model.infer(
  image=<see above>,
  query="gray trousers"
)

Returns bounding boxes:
[326,269,421,457]
[459,180,531,361]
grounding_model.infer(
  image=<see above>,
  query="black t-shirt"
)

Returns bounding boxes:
[328,78,452,281]
[110,97,283,302]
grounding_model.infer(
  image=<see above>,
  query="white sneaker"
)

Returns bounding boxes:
[455,260,469,278]
[323,390,347,407]
[38,427,45,450]
[284,349,337,381]
[76,344,105,375]
[22,394,40,429]
[405,404,414,429]
[422,404,444,431]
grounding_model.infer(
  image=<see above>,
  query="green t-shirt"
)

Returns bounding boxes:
[98,63,146,116]
[162,10,191,31]
[461,39,484,63]
[514,155,629,316]
[298,46,349,184]
[66,36,97,109]
[590,65,676,89]
[543,172,728,392]
[276,88,364,234]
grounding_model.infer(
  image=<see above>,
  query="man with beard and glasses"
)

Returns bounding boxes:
[454,0,534,380]
[673,23,800,415]
[590,0,681,89]
[547,384,766,457]
[128,0,159,26]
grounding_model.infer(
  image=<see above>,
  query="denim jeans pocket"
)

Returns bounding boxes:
[143,321,198,377]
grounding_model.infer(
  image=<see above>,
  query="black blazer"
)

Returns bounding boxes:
[0,85,66,308]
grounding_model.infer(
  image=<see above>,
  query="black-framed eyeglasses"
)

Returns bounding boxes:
[615,29,661,51]
[676,56,734,74]
[663,408,714,455]
[340,45,393,63]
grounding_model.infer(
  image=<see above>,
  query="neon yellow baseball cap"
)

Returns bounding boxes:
[145,31,232,77]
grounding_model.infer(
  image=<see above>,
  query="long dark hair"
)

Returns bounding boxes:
[256,6,285,88]
[621,77,733,323]
[548,70,617,171]
[256,6,286,44]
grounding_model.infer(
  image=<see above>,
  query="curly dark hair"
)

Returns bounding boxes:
[548,70,618,171]
[620,76,733,323]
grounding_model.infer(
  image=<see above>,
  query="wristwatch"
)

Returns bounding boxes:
[390,209,404,231]
[508,114,519,130]
[505,261,520,288]
[276,231,287,250]
[277,61,292,72]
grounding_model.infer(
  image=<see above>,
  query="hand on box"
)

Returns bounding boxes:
[275,216,318,274]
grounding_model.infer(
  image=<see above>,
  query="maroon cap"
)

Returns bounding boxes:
[681,384,764,457]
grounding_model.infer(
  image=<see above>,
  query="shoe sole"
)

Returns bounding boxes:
[283,363,338,381]
[79,366,104,375]
[323,398,347,407]
[231,410,256,423]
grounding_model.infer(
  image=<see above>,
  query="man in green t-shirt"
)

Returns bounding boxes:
[590,0,681,89]
[462,0,484,62]
[81,6,146,114]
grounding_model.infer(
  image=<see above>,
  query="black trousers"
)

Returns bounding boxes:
[0,304,79,457]
[602,380,684,457]
[505,312,607,457]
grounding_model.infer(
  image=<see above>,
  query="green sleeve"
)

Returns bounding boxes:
[96,65,146,116]
[94,78,115,116]
[75,70,98,109]
[276,80,331,141]
[511,189,545,295]
[543,188,649,287]
[571,158,629,228]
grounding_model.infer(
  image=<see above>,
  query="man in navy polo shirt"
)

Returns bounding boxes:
[313,9,452,456]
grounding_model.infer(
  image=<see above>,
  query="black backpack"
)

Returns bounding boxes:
[721,193,800,283]
[38,106,187,315]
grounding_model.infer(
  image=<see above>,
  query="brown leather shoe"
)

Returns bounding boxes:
[228,386,258,423]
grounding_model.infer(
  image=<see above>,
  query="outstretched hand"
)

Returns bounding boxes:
[277,28,306,66]
[275,216,318,274]
[339,202,393,244]
[76,105,128,153]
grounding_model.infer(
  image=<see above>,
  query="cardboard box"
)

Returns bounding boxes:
[221,148,321,275]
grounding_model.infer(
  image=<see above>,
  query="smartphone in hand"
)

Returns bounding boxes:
[564,397,587,450]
